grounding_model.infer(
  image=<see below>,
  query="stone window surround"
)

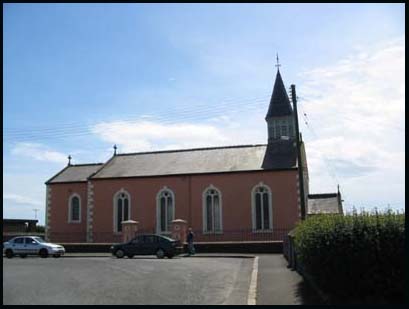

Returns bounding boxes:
[251,182,273,232]
[156,186,175,235]
[68,193,81,224]
[113,188,131,234]
[202,184,223,234]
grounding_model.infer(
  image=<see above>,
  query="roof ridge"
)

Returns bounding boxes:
[70,163,104,167]
[116,144,268,157]
[308,193,338,198]
[46,163,106,184]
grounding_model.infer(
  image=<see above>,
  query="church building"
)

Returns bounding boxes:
[45,67,331,244]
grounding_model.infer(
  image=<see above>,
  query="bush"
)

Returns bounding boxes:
[35,225,45,233]
[293,209,405,303]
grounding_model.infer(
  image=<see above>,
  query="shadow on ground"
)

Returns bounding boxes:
[294,279,401,305]
[294,279,328,305]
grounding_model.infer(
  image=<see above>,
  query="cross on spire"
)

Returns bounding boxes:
[68,155,72,166]
[275,53,281,70]
[113,144,117,156]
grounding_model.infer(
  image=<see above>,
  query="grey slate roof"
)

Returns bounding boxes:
[265,70,293,118]
[307,193,343,215]
[262,139,297,169]
[91,144,297,179]
[46,164,104,184]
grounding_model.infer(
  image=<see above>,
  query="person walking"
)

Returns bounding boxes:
[186,227,195,256]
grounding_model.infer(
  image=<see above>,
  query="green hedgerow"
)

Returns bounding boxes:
[293,209,404,303]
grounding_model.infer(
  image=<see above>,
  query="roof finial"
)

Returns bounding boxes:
[113,144,117,156]
[275,53,281,71]
[68,155,72,166]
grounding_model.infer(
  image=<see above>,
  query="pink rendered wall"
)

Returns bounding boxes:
[91,176,190,241]
[190,170,299,231]
[91,170,299,242]
[48,182,88,242]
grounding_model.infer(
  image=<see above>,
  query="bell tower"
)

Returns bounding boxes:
[265,56,295,143]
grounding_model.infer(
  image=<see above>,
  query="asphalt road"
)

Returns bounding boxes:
[256,254,325,305]
[3,256,253,305]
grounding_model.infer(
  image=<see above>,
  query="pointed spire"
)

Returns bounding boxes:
[265,68,293,119]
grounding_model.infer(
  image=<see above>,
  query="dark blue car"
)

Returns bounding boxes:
[110,234,181,259]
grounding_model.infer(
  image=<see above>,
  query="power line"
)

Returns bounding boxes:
[300,107,340,183]
[4,93,272,135]
[297,95,404,132]
[297,99,357,208]
[4,96,272,142]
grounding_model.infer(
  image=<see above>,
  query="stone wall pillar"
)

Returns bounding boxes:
[45,185,52,241]
[171,219,188,243]
[86,181,94,243]
[122,220,139,243]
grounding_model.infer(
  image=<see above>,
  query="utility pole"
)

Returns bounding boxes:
[33,208,40,220]
[291,84,306,220]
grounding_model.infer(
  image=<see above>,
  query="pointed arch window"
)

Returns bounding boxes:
[156,187,175,234]
[288,124,294,137]
[113,190,131,233]
[275,122,280,139]
[203,186,223,233]
[281,122,288,137]
[268,122,275,139]
[251,183,272,231]
[68,193,81,223]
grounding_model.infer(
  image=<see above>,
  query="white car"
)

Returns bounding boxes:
[3,236,65,258]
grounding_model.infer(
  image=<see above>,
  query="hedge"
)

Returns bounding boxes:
[293,209,405,304]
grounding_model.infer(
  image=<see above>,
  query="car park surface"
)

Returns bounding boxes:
[3,256,253,305]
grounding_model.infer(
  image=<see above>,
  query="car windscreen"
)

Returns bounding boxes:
[159,235,175,242]
[25,237,37,244]
[32,237,46,243]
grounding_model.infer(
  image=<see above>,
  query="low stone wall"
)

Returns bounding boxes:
[283,234,330,303]
[60,243,111,253]
[60,241,283,254]
[192,241,283,253]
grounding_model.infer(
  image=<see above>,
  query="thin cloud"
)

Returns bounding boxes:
[298,36,404,207]
[11,142,67,164]
[4,193,42,207]
[90,119,234,153]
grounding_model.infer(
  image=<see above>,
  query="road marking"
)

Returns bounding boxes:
[247,256,259,305]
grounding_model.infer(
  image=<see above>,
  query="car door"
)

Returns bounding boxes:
[143,235,158,255]
[128,236,143,255]
[24,237,39,254]
[11,237,25,254]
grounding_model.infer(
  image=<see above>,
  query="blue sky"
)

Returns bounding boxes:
[3,3,405,224]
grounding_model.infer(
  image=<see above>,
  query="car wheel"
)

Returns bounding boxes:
[156,248,165,259]
[39,249,49,258]
[5,249,14,259]
[20,254,27,258]
[53,254,61,258]
[127,255,134,259]
[115,249,125,258]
